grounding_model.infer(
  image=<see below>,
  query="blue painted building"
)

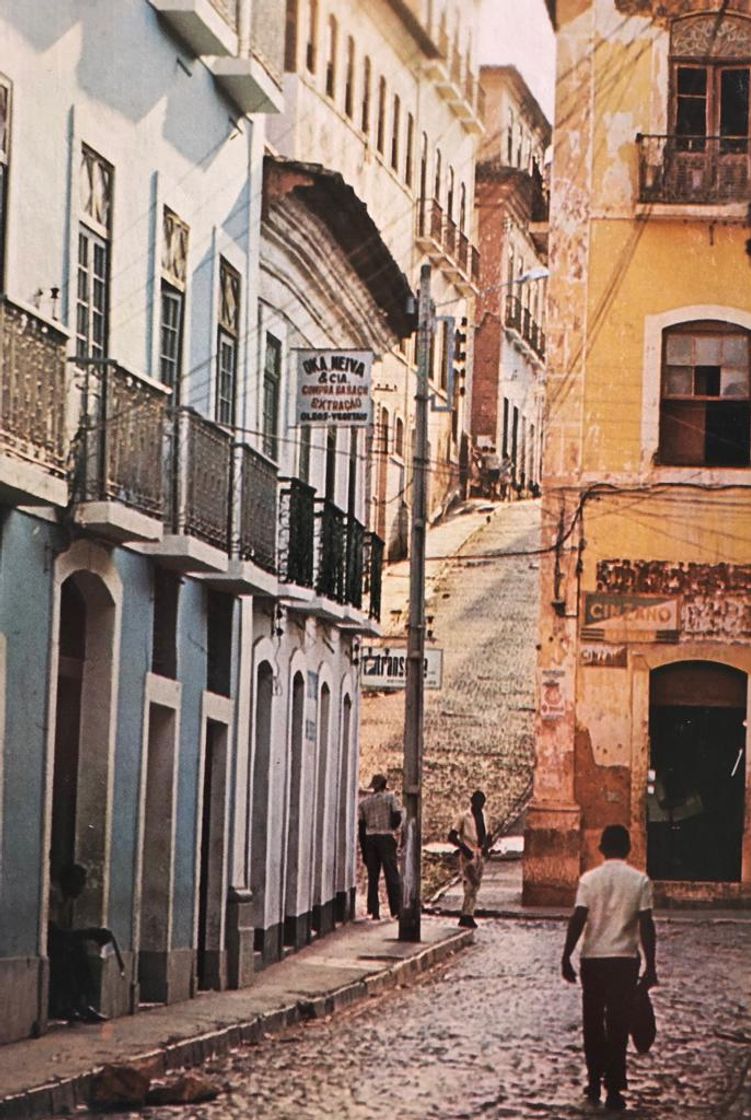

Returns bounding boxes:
[0,0,397,1044]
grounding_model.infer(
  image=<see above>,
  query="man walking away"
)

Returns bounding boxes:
[448,790,490,929]
[561,824,658,1112]
[358,774,402,919]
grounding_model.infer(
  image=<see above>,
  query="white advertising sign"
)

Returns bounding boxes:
[296,349,373,427]
[360,645,444,690]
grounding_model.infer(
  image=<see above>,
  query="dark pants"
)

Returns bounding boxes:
[363,834,401,917]
[581,957,639,1092]
[48,928,96,1016]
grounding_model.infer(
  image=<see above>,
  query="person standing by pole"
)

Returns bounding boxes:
[399,263,432,943]
[448,790,490,929]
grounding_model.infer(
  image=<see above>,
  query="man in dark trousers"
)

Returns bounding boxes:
[358,774,402,919]
[561,824,658,1111]
[448,790,490,928]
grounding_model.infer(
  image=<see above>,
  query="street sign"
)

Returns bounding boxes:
[360,645,443,690]
[295,349,373,427]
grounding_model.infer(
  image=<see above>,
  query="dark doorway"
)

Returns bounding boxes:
[648,661,746,882]
[197,720,228,990]
[50,580,86,883]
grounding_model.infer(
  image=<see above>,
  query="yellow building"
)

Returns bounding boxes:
[524,0,751,907]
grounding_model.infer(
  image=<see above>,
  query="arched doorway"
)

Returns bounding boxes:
[648,661,747,882]
[250,662,274,950]
[284,671,305,946]
[50,571,116,927]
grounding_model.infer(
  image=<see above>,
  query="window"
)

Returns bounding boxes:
[77,147,112,363]
[325,426,337,501]
[160,285,183,391]
[507,108,514,164]
[299,423,311,483]
[459,182,467,232]
[347,428,358,515]
[206,590,233,696]
[152,568,179,679]
[159,207,188,392]
[262,332,282,460]
[447,165,455,219]
[394,416,405,458]
[306,0,318,72]
[419,131,428,199]
[361,56,371,133]
[660,322,750,466]
[670,15,751,150]
[0,79,11,291]
[391,94,400,171]
[434,148,442,201]
[376,76,386,154]
[325,14,337,99]
[216,258,240,427]
[405,112,414,187]
[344,36,355,118]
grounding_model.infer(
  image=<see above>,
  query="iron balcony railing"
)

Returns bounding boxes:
[637,133,751,205]
[77,361,169,518]
[505,294,522,331]
[236,443,277,572]
[278,476,315,588]
[315,499,366,609]
[363,531,384,621]
[416,197,444,249]
[171,407,232,550]
[0,297,67,478]
[457,231,469,273]
[443,213,457,258]
[470,245,480,285]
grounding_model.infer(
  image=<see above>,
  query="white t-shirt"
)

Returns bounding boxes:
[575,859,653,959]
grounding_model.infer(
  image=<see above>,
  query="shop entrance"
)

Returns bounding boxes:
[648,661,747,882]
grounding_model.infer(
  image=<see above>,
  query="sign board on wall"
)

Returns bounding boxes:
[539,668,567,721]
[360,645,443,690]
[295,349,373,427]
[581,593,680,643]
[580,643,628,668]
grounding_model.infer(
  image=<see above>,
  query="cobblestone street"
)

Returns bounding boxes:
[107,917,751,1120]
[361,499,540,847]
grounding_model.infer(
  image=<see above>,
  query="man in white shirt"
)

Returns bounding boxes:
[448,790,490,929]
[561,824,658,1112]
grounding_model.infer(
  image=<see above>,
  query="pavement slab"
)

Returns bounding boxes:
[0,918,471,1119]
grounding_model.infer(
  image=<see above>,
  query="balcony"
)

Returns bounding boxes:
[0,298,68,507]
[74,362,169,542]
[204,442,278,595]
[363,532,384,622]
[637,134,751,215]
[416,197,444,262]
[504,295,546,361]
[140,407,231,570]
[148,0,239,57]
[278,476,315,594]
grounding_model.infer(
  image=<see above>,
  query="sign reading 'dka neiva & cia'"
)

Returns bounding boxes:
[296,349,374,427]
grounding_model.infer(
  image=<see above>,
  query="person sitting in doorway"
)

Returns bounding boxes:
[48,863,121,1023]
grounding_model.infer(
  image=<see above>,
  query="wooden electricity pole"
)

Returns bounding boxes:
[399,263,433,943]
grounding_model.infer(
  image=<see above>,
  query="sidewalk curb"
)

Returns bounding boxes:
[0,929,473,1120]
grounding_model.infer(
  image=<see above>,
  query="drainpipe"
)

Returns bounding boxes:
[238,0,251,58]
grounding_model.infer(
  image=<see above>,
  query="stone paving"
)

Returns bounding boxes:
[104,916,751,1119]
[360,498,540,848]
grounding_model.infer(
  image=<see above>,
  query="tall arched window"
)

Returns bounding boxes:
[659,320,750,466]
[361,56,371,133]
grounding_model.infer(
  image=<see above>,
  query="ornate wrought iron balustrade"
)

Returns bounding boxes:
[173,407,232,550]
[0,298,67,477]
[278,476,315,588]
[637,134,751,204]
[363,531,384,621]
[345,516,365,610]
[316,497,347,603]
[78,362,168,517]
[236,443,277,572]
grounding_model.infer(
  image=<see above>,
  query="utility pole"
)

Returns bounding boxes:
[399,263,432,943]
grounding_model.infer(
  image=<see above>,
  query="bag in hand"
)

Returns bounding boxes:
[630,980,657,1054]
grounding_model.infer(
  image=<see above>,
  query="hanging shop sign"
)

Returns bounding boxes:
[295,349,373,427]
[581,593,680,644]
[360,645,443,690]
